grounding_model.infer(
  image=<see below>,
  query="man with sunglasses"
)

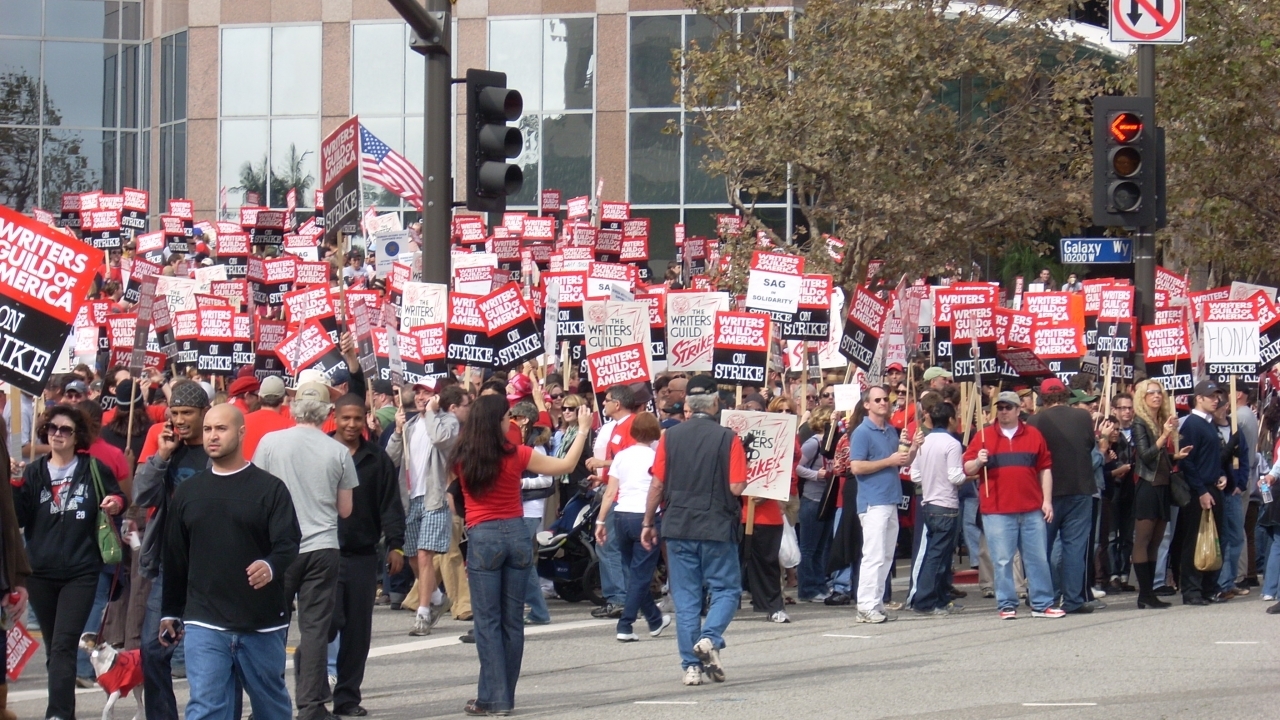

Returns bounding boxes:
[848,385,920,623]
[964,391,1061,619]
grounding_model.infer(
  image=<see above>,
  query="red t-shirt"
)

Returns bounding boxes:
[607,414,638,460]
[243,407,296,460]
[963,422,1053,515]
[741,497,783,525]
[461,445,534,528]
[90,437,130,482]
[136,422,165,464]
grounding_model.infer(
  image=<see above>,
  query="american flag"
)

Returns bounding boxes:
[359,125,424,211]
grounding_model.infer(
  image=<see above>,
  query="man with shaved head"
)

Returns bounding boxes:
[160,404,301,720]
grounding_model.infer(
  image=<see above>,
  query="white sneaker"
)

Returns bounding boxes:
[616,632,639,642]
[650,614,673,637]
[692,638,724,682]
[855,610,888,624]
[1264,595,1277,601]
[808,591,832,603]
[328,674,337,691]
[769,611,791,624]
[682,666,703,686]
[409,615,432,636]
[1091,587,1108,599]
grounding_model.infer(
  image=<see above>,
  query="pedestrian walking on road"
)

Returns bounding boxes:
[451,394,592,716]
[641,375,748,687]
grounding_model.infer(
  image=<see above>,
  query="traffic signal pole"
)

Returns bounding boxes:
[387,0,452,285]
[1134,44,1156,326]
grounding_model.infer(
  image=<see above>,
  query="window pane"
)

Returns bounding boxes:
[120,44,139,127]
[101,130,116,191]
[2,0,43,36]
[683,122,723,204]
[628,112,678,204]
[352,23,404,116]
[0,126,41,212]
[140,39,151,126]
[121,0,141,40]
[638,208,679,271]
[682,207,733,239]
[103,1,121,40]
[219,118,268,209]
[171,32,186,121]
[46,0,112,39]
[544,18,593,112]
[139,127,150,196]
[221,27,269,117]
[119,129,137,189]
[0,41,42,125]
[359,117,402,207]
[272,26,321,116]
[403,116,423,181]
[754,206,787,240]
[42,128,108,204]
[542,113,591,200]
[505,114,538,208]
[160,122,187,203]
[43,41,117,128]
[405,28,424,113]
[489,19,542,113]
[269,117,318,207]
[629,16,679,109]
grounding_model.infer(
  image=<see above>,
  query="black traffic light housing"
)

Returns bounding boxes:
[465,69,524,213]
[1092,96,1159,227]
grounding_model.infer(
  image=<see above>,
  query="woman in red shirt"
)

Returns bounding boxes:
[451,394,593,717]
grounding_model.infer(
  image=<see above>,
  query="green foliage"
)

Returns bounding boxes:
[235,143,315,208]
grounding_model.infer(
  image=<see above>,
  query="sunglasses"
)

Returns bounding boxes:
[820,393,833,399]
[868,396,888,404]
[45,424,75,437]
[548,393,564,400]
[996,404,1017,411]
[563,406,579,412]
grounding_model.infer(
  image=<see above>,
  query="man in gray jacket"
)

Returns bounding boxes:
[386,383,466,635]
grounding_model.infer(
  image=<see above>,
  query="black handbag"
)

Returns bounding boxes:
[817,474,841,522]
[1169,469,1192,507]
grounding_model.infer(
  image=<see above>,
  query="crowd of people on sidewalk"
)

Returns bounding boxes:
[3,342,1278,718]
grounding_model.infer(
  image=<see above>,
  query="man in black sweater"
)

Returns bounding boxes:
[1176,379,1230,605]
[329,395,406,717]
[160,404,301,720]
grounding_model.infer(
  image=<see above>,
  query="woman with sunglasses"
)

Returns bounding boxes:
[450,395,593,716]
[1131,379,1190,606]
[552,395,595,510]
[15,404,126,720]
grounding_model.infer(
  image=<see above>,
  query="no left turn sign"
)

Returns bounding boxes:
[1110,0,1185,43]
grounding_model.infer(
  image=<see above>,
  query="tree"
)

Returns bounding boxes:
[0,72,94,213]
[1158,2,1280,286]
[680,0,1125,297]
[270,143,314,208]
[236,154,269,206]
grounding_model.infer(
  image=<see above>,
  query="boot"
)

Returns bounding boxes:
[0,682,16,720]
[1136,562,1170,609]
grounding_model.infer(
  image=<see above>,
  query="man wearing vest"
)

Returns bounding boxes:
[642,375,747,687]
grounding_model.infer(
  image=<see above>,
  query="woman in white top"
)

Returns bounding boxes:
[595,413,672,642]
[509,402,555,625]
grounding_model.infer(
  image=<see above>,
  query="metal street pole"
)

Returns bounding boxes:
[387,0,451,285]
[1134,44,1156,326]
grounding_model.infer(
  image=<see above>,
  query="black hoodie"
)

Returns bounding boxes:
[334,435,406,556]
[16,453,126,580]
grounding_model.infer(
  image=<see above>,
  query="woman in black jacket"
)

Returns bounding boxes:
[1130,379,1188,608]
[15,404,126,720]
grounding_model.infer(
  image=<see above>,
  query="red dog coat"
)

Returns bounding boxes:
[96,648,144,697]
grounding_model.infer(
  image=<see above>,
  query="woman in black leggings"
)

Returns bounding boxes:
[1130,380,1189,608]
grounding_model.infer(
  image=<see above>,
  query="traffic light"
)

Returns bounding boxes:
[465,69,524,213]
[1092,96,1158,227]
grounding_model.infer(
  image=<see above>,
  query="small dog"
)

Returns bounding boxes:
[77,633,144,720]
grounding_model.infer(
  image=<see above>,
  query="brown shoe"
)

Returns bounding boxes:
[456,612,473,621]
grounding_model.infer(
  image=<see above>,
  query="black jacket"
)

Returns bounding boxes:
[335,435,405,556]
[15,453,126,580]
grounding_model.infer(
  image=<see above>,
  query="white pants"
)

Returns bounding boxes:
[856,504,899,613]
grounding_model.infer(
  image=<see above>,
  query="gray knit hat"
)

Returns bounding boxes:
[170,380,211,410]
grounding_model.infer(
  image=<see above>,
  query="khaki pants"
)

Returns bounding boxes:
[434,514,471,619]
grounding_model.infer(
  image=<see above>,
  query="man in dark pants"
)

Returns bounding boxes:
[1176,380,1230,606]
[329,395,406,716]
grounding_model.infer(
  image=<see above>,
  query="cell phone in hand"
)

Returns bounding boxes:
[161,620,182,643]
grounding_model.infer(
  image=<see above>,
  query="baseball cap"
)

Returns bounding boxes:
[413,378,439,392]
[115,379,142,408]
[295,382,335,404]
[1193,378,1220,397]
[371,379,395,396]
[259,375,287,399]
[1039,377,1067,395]
[63,379,88,395]
[227,376,260,397]
[330,368,352,387]
[686,375,718,396]
[1069,389,1098,404]
[922,367,952,382]
[294,369,340,400]
[886,362,905,372]
[995,391,1021,407]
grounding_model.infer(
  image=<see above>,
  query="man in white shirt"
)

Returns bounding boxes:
[908,401,969,615]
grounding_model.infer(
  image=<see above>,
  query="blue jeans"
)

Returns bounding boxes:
[830,508,853,594]
[466,518,533,713]
[76,566,117,679]
[1218,492,1245,590]
[1258,520,1274,577]
[184,625,291,720]
[984,511,1055,612]
[1045,494,1092,611]
[614,512,664,633]
[797,497,831,599]
[1262,526,1280,598]
[597,507,626,606]
[910,504,960,612]
[665,538,741,671]
[142,572,180,720]
[961,495,983,569]
[523,517,551,624]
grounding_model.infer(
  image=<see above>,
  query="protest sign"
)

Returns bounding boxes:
[478,282,543,369]
[839,286,887,371]
[780,274,832,341]
[446,293,494,367]
[1142,324,1193,392]
[720,410,796,502]
[216,232,250,278]
[586,344,650,391]
[321,117,361,244]
[1203,300,1259,378]
[666,291,729,373]
[712,311,770,385]
[275,319,347,381]
[376,230,412,279]
[745,251,804,322]
[400,282,449,329]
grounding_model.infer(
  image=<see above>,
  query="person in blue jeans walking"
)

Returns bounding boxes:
[450,395,593,716]
[159,404,300,720]
[596,412,672,641]
[907,401,969,615]
[507,401,554,626]
[963,391,1064,620]
[641,378,748,687]
[587,386,644,619]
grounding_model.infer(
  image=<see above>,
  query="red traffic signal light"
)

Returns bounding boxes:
[1109,112,1143,143]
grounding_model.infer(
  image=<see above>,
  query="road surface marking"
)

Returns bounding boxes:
[1215,641,1259,645]
[823,634,875,638]
[635,701,698,705]
[1023,703,1097,707]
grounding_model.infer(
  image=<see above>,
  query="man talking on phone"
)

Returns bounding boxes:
[134,381,212,720]
[160,404,300,720]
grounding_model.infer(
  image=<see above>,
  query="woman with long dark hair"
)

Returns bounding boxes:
[100,379,152,469]
[451,395,592,716]
[15,404,126,720]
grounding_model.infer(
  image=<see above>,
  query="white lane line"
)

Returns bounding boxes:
[823,634,875,638]
[635,701,698,705]
[1023,703,1098,707]
[1215,641,1259,645]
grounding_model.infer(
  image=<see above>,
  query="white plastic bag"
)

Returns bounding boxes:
[779,516,801,569]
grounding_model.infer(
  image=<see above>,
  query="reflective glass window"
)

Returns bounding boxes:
[544,18,593,112]
[2,0,43,36]
[629,16,679,109]
[219,118,268,207]
[352,24,404,116]
[42,128,108,200]
[0,126,42,212]
[271,25,320,116]
[43,41,115,128]
[269,117,318,207]
[628,111,678,204]
[0,41,42,125]
[220,27,270,117]
[489,19,542,113]
[45,0,111,39]
[542,114,591,199]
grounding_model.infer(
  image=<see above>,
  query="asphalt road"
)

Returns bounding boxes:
[10,579,1280,720]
